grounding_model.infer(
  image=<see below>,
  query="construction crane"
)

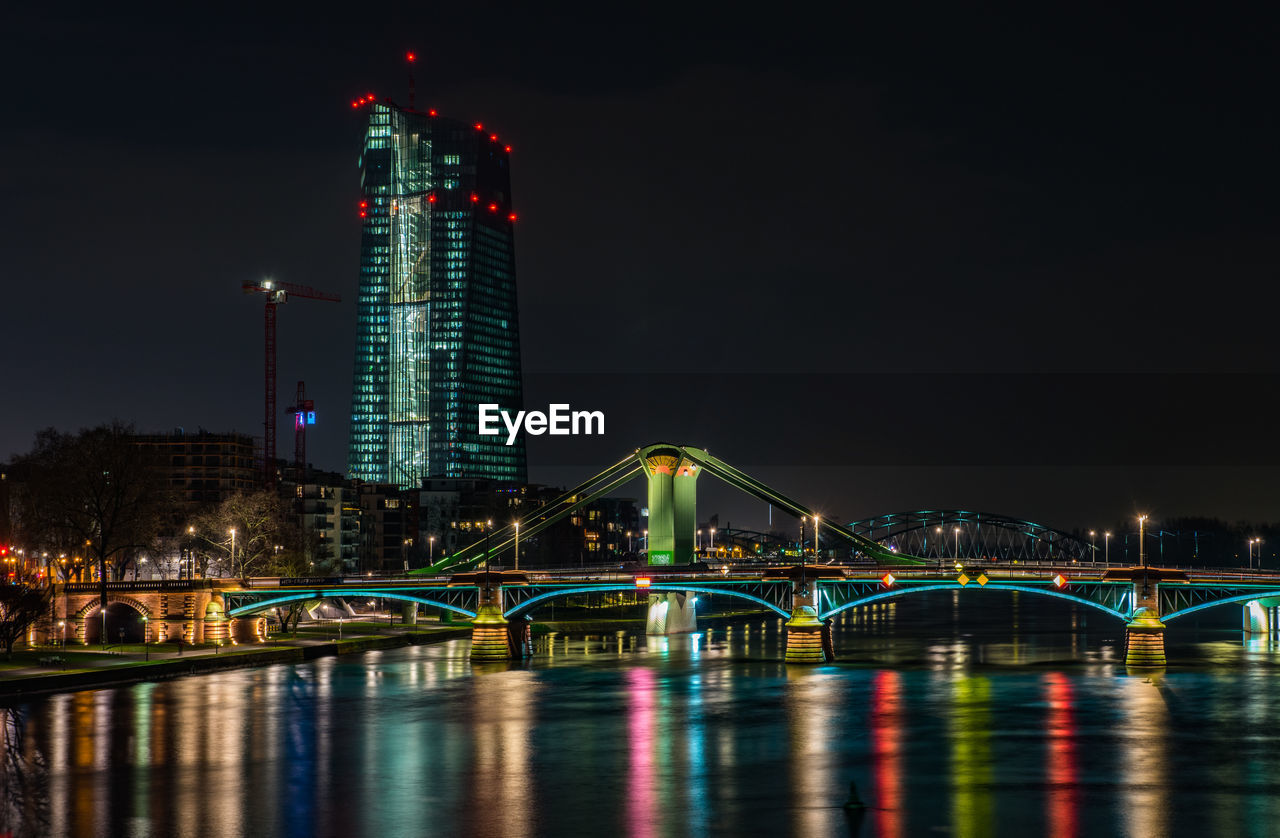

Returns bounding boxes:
[241,279,340,486]
[286,380,314,481]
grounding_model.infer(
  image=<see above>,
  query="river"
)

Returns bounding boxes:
[3,592,1279,837]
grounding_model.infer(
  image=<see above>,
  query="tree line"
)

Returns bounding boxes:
[4,422,341,582]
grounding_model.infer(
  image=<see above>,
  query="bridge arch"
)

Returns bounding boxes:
[224,590,477,620]
[818,583,1129,622]
[1161,590,1280,623]
[505,584,791,620]
[74,595,155,622]
[76,596,154,644]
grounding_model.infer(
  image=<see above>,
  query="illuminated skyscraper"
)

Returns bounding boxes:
[347,99,526,487]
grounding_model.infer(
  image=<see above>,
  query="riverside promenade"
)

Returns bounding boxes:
[0,623,470,698]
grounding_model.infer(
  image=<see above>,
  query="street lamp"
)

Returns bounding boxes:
[1105,531,1111,564]
[710,527,716,554]
[229,528,237,578]
[484,519,493,571]
[626,530,632,553]
[643,529,648,552]
[1137,516,1148,568]
[514,520,520,571]
[813,516,819,560]
[954,526,961,561]
[697,529,702,553]
[429,535,435,563]
[402,538,412,572]
[142,616,149,660]
[1089,531,1096,565]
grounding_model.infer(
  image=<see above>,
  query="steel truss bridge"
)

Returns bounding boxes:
[847,510,1097,563]
[223,566,1280,626]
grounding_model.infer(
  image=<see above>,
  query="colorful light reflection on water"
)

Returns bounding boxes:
[2,596,1280,836]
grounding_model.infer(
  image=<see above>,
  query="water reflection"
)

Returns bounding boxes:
[950,676,994,836]
[869,670,903,838]
[470,669,538,838]
[1044,672,1079,838]
[1120,674,1169,837]
[3,599,1280,836]
[784,667,841,837]
[626,666,657,838]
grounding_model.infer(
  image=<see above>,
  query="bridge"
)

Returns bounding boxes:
[41,443,1280,669]
[50,562,1280,669]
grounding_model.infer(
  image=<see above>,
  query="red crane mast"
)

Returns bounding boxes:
[241,279,340,486]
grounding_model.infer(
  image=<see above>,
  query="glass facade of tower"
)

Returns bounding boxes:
[348,102,526,487]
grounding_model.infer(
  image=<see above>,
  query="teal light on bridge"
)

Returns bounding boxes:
[226,590,477,620]
[816,583,1130,622]
[505,584,789,620]
[1160,588,1280,623]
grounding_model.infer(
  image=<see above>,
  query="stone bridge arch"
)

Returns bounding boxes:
[75,596,155,645]
[56,584,222,645]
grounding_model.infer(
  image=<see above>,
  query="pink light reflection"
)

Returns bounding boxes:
[626,667,657,838]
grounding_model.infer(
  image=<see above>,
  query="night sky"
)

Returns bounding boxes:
[4,7,1278,534]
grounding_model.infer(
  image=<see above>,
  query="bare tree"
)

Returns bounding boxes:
[0,577,51,659]
[191,490,291,579]
[10,423,168,612]
[261,547,314,633]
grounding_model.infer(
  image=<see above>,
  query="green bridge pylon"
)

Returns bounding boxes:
[639,444,700,566]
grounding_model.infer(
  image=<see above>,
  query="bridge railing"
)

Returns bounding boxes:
[61,580,218,593]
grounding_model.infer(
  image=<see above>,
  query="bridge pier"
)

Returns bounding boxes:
[1242,598,1280,635]
[1104,569,1171,668]
[401,601,419,626]
[645,592,698,635]
[470,584,512,662]
[1125,607,1166,668]
[785,589,830,664]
